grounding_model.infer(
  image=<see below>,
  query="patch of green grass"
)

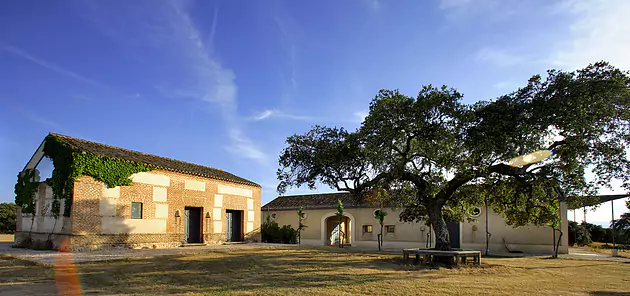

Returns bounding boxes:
[1,246,629,295]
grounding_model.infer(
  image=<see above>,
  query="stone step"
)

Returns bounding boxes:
[181,243,207,247]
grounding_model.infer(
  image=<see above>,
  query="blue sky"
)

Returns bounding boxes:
[1,0,629,225]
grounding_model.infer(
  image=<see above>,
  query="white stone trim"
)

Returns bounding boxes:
[152,187,167,202]
[213,208,222,221]
[184,179,206,191]
[131,172,170,187]
[213,221,223,234]
[247,210,255,222]
[214,195,223,207]
[247,199,254,210]
[217,184,252,198]
[102,186,120,198]
[101,218,166,234]
[247,222,254,233]
[99,198,117,216]
[155,204,169,218]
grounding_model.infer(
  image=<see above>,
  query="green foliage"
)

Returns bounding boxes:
[0,202,17,234]
[374,209,387,226]
[568,221,592,246]
[336,199,345,247]
[14,170,38,214]
[296,207,306,244]
[297,207,306,231]
[261,215,282,243]
[277,62,630,250]
[42,134,153,216]
[261,215,297,244]
[280,225,298,244]
[613,212,630,230]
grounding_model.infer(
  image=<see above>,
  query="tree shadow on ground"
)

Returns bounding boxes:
[70,248,448,294]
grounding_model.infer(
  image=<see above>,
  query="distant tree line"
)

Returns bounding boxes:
[569,203,630,247]
[0,202,17,234]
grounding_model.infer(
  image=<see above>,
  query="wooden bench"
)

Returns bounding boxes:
[403,249,481,267]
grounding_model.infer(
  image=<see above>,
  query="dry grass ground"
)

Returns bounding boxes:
[0,234,14,243]
[1,247,629,295]
[586,243,630,259]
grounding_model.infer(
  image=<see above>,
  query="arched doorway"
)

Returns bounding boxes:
[325,216,350,246]
[320,212,355,246]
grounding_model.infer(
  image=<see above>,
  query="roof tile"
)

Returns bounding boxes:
[49,133,260,187]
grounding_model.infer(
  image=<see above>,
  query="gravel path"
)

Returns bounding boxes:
[0,242,297,265]
[560,247,630,262]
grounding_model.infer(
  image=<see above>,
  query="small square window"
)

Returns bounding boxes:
[131,202,143,219]
[386,225,395,233]
[362,225,373,233]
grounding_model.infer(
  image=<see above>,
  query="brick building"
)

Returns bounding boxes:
[15,133,261,251]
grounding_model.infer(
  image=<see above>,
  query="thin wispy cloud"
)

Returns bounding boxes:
[273,15,298,90]
[353,110,368,124]
[550,0,630,70]
[492,81,515,90]
[12,107,65,131]
[439,0,474,10]
[475,47,526,67]
[80,0,269,164]
[227,128,268,163]
[0,44,108,89]
[249,109,314,121]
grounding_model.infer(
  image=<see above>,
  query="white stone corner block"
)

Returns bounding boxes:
[99,198,117,216]
[130,172,170,187]
[248,210,255,222]
[184,179,206,191]
[213,208,223,221]
[247,199,254,210]
[247,222,254,233]
[153,187,168,202]
[155,204,169,218]
[213,221,223,234]
[214,195,223,207]
[102,186,121,198]
[217,184,252,198]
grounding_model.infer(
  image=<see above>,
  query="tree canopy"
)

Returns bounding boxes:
[278,62,630,250]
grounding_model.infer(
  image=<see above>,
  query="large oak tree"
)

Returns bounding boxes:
[277,62,630,250]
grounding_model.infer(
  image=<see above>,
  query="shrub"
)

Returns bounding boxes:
[261,216,297,244]
[280,225,297,244]
[261,216,282,243]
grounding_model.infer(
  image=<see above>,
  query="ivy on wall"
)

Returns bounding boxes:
[14,134,154,217]
[14,169,39,214]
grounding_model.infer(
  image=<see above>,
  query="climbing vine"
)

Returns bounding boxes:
[14,169,39,214]
[41,134,154,217]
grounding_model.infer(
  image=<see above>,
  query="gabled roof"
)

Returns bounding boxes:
[262,192,369,210]
[47,133,260,187]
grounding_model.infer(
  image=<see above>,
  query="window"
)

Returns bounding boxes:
[386,225,395,233]
[300,212,308,219]
[270,212,278,220]
[471,207,481,218]
[362,225,373,233]
[131,202,143,219]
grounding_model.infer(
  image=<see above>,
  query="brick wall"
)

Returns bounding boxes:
[68,169,261,250]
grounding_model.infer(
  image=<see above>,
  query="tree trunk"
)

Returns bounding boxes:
[428,204,451,251]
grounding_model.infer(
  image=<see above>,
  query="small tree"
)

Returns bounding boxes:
[374,209,388,251]
[0,203,17,234]
[336,199,345,248]
[297,207,306,244]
